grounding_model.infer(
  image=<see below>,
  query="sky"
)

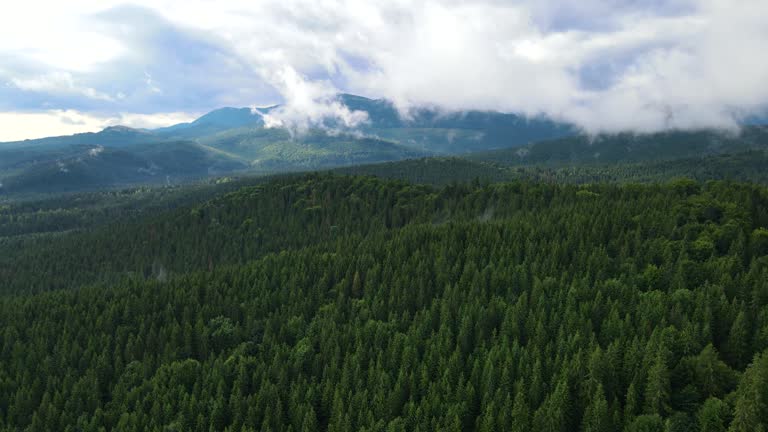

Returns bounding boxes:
[1,0,767,141]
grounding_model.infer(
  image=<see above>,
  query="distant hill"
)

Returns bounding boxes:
[153,94,575,155]
[467,126,768,166]
[0,141,248,194]
[150,94,575,154]
[332,149,768,186]
[336,94,575,153]
[0,132,423,195]
[10,95,767,196]
[202,128,423,170]
[0,126,423,195]
[332,125,768,186]
[154,107,266,139]
[0,125,164,151]
[0,93,578,195]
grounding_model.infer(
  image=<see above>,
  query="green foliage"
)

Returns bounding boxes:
[751,228,768,256]
[338,150,768,188]
[197,127,424,172]
[582,384,610,432]
[626,414,665,432]
[0,140,249,195]
[470,127,768,167]
[729,352,768,431]
[698,397,730,432]
[1,174,768,431]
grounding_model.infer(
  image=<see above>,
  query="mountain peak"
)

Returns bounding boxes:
[153,107,264,137]
[191,107,261,127]
[337,93,378,103]
[100,125,150,134]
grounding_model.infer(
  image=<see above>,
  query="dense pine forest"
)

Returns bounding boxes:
[3,0,767,430]
[2,172,768,431]
[336,151,768,186]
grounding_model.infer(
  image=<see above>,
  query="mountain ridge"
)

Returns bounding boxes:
[0,94,575,194]
[3,94,764,196]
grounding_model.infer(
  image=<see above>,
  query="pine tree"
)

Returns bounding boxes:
[724,311,750,370]
[729,353,768,432]
[510,385,530,432]
[625,414,664,432]
[582,384,609,432]
[533,378,569,432]
[698,397,729,432]
[644,352,671,417]
[301,408,318,432]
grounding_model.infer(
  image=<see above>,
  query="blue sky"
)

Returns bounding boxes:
[1,0,766,140]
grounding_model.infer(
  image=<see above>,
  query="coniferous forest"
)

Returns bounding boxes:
[3,0,768,430]
[2,172,768,431]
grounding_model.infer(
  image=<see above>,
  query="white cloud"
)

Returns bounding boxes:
[10,71,115,101]
[0,110,197,142]
[0,0,767,133]
[333,0,768,133]
[0,2,125,72]
[256,66,368,133]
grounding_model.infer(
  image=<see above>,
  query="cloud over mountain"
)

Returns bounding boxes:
[1,0,766,139]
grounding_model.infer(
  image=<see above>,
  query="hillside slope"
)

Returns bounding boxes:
[468,126,768,166]
[1,175,768,430]
[0,141,248,194]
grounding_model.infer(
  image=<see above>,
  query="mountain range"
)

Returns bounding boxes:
[1,94,765,195]
[0,94,574,194]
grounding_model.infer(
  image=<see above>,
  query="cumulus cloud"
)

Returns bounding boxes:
[0,0,767,135]
[337,0,768,133]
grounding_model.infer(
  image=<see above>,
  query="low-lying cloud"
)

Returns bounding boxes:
[255,66,369,134]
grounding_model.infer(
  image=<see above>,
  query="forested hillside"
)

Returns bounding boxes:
[336,151,768,186]
[2,174,768,431]
[0,176,264,238]
[0,93,574,196]
[468,127,768,167]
